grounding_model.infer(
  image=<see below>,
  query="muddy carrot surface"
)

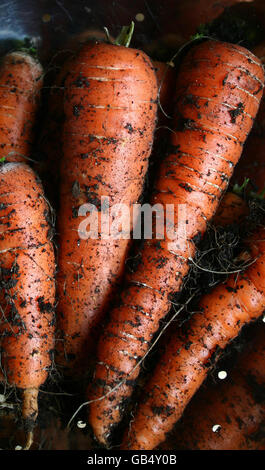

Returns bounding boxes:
[87,39,264,446]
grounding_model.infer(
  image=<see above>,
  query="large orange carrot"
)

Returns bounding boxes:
[159,323,265,450]
[0,52,43,163]
[0,162,56,448]
[122,225,265,450]
[55,33,158,374]
[87,40,264,446]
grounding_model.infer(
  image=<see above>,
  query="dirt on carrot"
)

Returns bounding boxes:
[55,38,158,377]
[159,321,265,450]
[121,223,265,450]
[0,51,43,164]
[0,162,56,448]
[86,39,264,446]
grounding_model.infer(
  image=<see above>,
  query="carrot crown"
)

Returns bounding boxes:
[9,37,38,58]
[104,21,135,47]
[233,178,265,200]
[233,178,250,196]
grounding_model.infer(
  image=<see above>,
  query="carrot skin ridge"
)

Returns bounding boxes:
[87,40,265,446]
[55,41,158,373]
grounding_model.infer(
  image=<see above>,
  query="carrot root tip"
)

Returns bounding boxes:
[21,387,39,432]
[23,431,34,450]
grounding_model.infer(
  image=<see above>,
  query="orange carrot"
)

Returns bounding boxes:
[122,226,265,450]
[87,40,264,445]
[159,323,265,450]
[38,31,115,206]
[55,31,158,374]
[0,52,43,163]
[0,162,56,448]
[213,190,249,226]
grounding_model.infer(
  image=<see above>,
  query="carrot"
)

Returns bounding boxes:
[122,225,265,450]
[87,40,264,445]
[40,59,174,208]
[0,51,43,163]
[213,190,249,226]
[159,323,265,450]
[55,26,158,374]
[64,29,115,55]
[0,162,56,449]
[38,30,116,206]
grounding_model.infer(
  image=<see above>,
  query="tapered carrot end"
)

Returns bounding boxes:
[22,387,39,422]
[21,387,39,449]
[23,431,34,450]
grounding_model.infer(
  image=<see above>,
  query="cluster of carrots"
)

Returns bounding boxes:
[0,20,265,451]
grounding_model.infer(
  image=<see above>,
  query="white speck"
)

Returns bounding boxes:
[262,315,265,323]
[84,7,91,13]
[0,394,5,403]
[218,370,227,380]
[212,424,221,433]
[77,420,87,429]
[15,445,23,450]
[135,13,145,22]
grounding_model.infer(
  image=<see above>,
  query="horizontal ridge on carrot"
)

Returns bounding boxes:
[122,225,265,449]
[0,162,56,448]
[87,39,264,446]
[0,51,43,163]
[55,26,158,374]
